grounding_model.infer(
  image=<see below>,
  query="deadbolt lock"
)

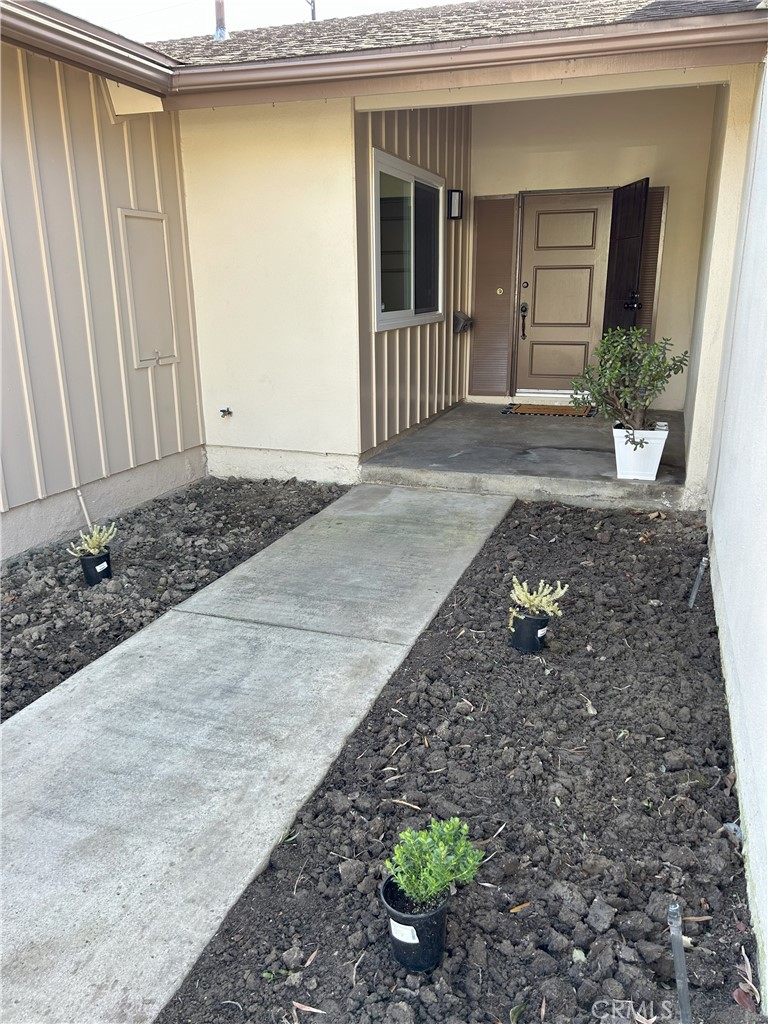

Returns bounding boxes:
[496,287,504,295]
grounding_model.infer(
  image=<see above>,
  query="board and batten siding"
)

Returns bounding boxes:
[356,106,472,453]
[1,44,202,520]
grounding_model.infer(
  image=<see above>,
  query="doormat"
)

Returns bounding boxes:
[501,403,594,417]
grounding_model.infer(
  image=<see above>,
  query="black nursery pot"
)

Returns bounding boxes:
[80,548,112,587]
[509,611,549,653]
[380,877,449,972]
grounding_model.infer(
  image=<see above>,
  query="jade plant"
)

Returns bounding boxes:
[509,577,568,631]
[385,817,483,911]
[570,326,688,446]
[66,522,117,558]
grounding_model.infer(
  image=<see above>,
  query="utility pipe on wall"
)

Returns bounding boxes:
[75,488,93,532]
[214,0,228,40]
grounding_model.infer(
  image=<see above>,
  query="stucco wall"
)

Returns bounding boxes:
[471,86,716,411]
[708,63,768,983]
[179,99,361,481]
[683,65,760,507]
[1,45,203,554]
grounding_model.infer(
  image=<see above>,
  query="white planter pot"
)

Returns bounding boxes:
[613,422,669,481]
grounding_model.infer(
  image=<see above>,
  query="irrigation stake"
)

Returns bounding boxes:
[687,556,709,609]
[351,950,365,987]
[668,903,693,1024]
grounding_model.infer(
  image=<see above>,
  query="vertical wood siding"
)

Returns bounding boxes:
[0,45,202,512]
[356,105,472,453]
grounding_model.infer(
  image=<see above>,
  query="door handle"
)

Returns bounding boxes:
[623,291,643,310]
[520,302,529,340]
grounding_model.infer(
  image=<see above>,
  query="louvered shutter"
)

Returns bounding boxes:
[635,187,668,339]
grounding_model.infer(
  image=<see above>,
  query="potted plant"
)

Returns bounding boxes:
[570,326,688,481]
[66,522,117,586]
[380,817,482,972]
[509,576,568,653]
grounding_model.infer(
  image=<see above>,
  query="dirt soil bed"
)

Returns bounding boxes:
[1,478,345,720]
[155,501,757,1024]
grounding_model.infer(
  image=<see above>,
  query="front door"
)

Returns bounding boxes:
[514,191,612,394]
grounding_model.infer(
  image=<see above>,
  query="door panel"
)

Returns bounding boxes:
[536,209,596,248]
[469,197,515,395]
[533,266,593,324]
[603,177,649,333]
[515,191,612,393]
[530,342,587,377]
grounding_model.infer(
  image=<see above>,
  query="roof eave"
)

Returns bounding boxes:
[0,0,178,95]
[1,2,765,99]
[168,12,768,94]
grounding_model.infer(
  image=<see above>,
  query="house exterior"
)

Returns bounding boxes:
[1,0,766,977]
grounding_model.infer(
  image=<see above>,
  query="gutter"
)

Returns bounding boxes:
[0,0,178,95]
[1,1,766,100]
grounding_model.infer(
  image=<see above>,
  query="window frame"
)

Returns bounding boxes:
[372,149,445,332]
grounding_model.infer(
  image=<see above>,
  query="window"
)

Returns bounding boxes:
[373,149,444,331]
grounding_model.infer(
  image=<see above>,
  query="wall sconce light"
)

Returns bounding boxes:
[447,189,463,220]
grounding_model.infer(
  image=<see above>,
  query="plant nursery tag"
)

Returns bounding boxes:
[537,626,548,638]
[96,562,108,572]
[390,920,419,944]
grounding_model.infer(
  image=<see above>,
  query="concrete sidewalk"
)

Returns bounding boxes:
[1,484,513,1024]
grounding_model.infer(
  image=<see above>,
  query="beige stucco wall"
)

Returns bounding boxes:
[683,65,760,506]
[472,85,716,412]
[708,62,767,983]
[1,44,204,557]
[178,99,361,481]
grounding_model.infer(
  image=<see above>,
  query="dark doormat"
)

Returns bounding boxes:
[501,403,595,416]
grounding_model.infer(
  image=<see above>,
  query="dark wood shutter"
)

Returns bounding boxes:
[602,177,649,333]
[470,197,515,395]
[635,187,667,339]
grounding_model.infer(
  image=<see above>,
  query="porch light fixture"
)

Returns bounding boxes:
[447,189,463,220]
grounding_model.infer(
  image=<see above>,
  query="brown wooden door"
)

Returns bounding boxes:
[469,197,516,395]
[603,177,649,333]
[515,191,612,393]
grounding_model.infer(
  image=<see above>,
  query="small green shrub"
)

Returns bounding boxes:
[509,576,568,631]
[570,326,688,446]
[385,817,482,910]
[66,522,117,558]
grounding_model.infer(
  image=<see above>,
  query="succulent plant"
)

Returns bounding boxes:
[66,522,117,558]
[509,577,568,629]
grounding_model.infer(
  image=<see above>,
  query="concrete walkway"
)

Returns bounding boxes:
[1,484,512,1024]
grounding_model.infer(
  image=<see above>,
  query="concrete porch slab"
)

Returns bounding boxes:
[361,403,686,509]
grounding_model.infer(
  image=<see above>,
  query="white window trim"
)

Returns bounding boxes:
[372,148,445,333]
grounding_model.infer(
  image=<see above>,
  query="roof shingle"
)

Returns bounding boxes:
[149,0,765,67]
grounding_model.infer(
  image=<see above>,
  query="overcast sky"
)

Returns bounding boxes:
[49,0,471,42]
